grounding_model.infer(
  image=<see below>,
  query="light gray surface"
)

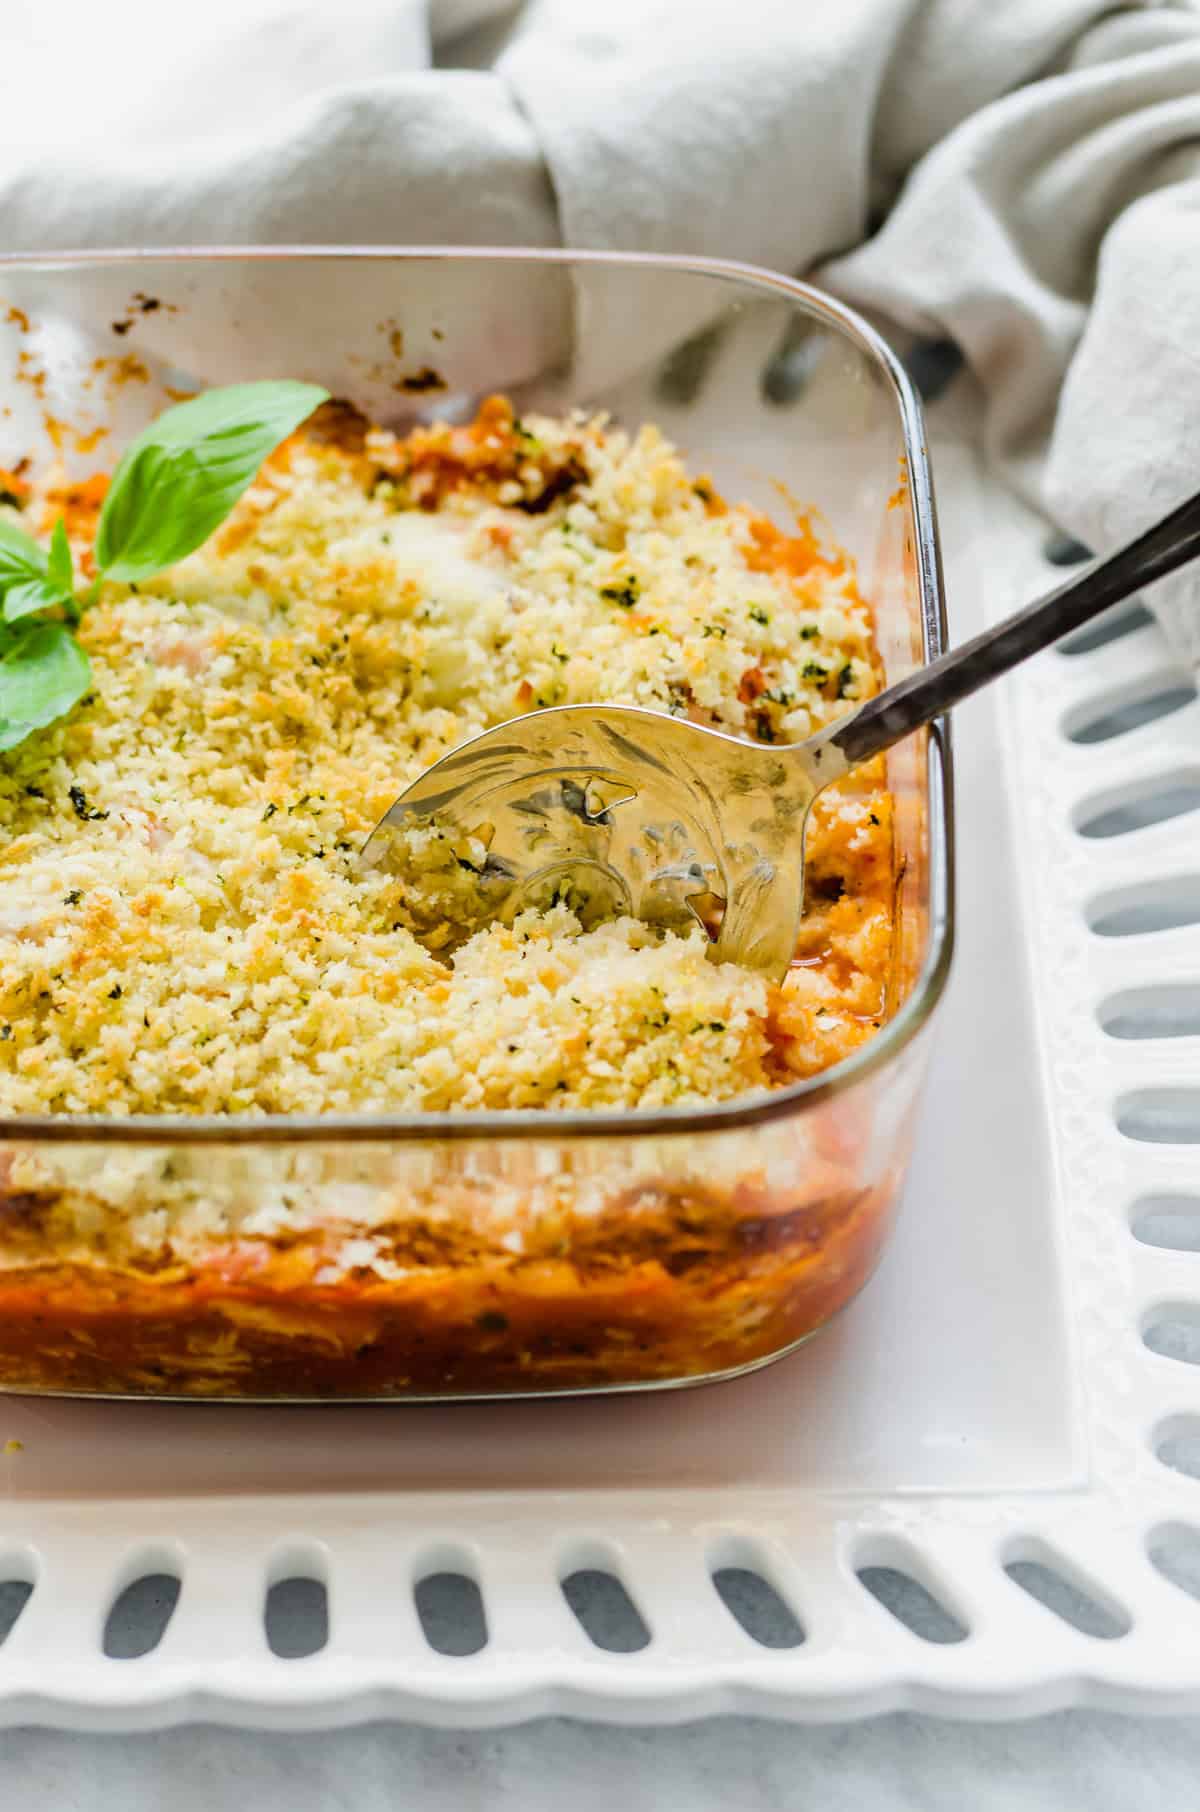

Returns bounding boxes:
[1,1714,1200,1809]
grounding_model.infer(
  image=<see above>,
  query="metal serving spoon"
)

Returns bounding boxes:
[364,489,1200,982]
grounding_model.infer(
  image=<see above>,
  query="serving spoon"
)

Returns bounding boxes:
[364,489,1200,982]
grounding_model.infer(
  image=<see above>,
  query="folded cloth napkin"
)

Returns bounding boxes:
[3,0,1200,657]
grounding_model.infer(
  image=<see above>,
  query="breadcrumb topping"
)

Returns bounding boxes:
[0,397,892,1115]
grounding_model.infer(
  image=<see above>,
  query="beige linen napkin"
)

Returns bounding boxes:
[2,0,1199,655]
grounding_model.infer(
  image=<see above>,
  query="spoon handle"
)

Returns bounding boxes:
[829,488,1200,771]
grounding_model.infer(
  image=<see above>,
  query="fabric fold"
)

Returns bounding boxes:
[2,0,1199,656]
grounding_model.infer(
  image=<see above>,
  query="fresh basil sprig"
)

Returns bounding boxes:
[0,379,329,754]
[0,623,92,752]
[95,381,330,582]
[0,515,76,626]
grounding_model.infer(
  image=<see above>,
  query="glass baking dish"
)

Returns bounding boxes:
[0,249,952,1400]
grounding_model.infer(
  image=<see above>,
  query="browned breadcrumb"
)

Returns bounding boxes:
[0,397,891,1116]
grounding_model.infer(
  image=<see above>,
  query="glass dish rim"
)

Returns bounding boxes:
[0,244,954,1146]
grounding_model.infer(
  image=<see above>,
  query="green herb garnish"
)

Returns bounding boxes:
[0,380,329,753]
[68,784,107,822]
[600,576,641,609]
[0,623,92,750]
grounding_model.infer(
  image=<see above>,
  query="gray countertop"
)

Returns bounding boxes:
[4,1715,1200,1809]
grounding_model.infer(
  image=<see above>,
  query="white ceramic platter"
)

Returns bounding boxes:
[1,402,1199,1728]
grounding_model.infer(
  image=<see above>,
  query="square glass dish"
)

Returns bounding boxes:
[0,249,952,1400]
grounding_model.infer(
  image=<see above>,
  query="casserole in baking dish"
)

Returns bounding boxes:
[0,250,951,1398]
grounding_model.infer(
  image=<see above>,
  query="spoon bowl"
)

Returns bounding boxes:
[363,703,850,979]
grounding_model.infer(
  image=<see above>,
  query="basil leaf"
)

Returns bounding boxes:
[46,518,73,596]
[0,622,92,752]
[3,576,71,623]
[91,441,177,582]
[0,514,49,590]
[1,519,75,622]
[95,379,329,583]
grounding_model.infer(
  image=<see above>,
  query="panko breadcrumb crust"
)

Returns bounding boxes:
[0,395,905,1397]
[0,395,892,1117]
